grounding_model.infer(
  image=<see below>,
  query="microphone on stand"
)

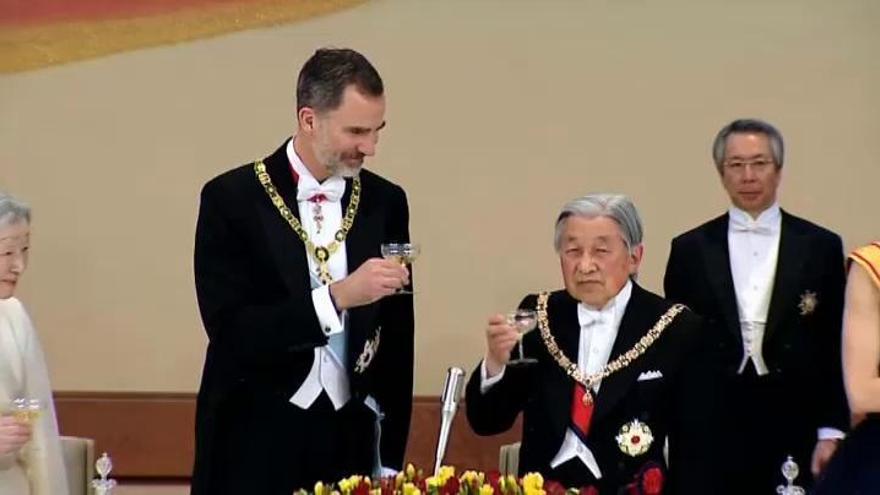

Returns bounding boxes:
[433,367,466,475]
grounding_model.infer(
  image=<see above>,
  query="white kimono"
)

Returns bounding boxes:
[0,297,68,495]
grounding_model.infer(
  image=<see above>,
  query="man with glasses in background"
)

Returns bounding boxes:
[663,119,848,493]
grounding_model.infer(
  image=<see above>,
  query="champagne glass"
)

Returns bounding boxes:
[506,309,538,365]
[380,242,419,294]
[11,398,42,425]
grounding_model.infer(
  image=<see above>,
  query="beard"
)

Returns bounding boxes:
[325,156,363,178]
[314,136,364,178]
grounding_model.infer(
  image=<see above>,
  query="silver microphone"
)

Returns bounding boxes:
[433,366,466,475]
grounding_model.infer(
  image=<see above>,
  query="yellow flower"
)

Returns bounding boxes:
[406,464,417,479]
[460,470,485,486]
[480,484,495,495]
[403,482,421,495]
[426,476,443,490]
[370,490,382,495]
[438,466,456,480]
[338,479,351,493]
[522,473,544,495]
[499,474,519,494]
[314,482,326,495]
[396,472,406,488]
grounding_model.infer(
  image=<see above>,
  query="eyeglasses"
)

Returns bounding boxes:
[722,158,775,173]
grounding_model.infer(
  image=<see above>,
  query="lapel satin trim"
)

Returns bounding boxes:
[764,211,806,343]
[342,176,373,273]
[257,143,313,296]
[704,214,741,338]
[545,291,582,435]
[593,284,655,421]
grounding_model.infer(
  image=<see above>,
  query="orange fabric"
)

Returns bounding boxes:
[849,242,880,291]
[0,0,368,73]
[0,0,246,27]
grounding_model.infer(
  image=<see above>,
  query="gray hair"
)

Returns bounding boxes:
[0,191,31,228]
[553,193,643,254]
[711,118,784,172]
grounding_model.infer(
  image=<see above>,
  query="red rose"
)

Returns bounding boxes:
[441,476,461,495]
[641,466,663,495]
[544,480,567,495]
[579,486,599,495]
[486,470,501,490]
[352,480,371,495]
[377,478,395,495]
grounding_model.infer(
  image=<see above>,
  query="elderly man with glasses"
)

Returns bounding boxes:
[664,119,848,493]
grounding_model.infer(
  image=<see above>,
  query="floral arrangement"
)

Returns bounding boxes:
[294,463,664,495]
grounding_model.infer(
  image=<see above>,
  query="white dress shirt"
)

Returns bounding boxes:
[727,203,781,376]
[286,139,351,411]
[727,204,843,441]
[481,280,633,479]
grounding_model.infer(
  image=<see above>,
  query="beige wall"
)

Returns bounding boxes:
[1,0,877,395]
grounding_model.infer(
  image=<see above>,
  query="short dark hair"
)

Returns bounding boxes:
[711,118,785,171]
[296,48,384,114]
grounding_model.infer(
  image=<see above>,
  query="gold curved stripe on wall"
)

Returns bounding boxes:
[0,0,368,74]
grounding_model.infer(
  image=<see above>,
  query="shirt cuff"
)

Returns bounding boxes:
[479,359,505,394]
[312,285,343,335]
[817,427,845,441]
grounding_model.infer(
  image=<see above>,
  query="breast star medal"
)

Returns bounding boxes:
[354,326,382,374]
[616,419,654,457]
[798,290,818,316]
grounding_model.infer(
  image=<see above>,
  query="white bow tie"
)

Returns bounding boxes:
[578,305,610,327]
[730,216,776,235]
[296,177,345,203]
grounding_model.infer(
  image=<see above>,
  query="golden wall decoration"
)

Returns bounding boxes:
[0,0,369,73]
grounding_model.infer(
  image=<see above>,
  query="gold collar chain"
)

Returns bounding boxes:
[255,160,361,285]
[536,292,685,405]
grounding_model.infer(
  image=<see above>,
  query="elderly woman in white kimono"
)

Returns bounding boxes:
[0,192,68,495]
